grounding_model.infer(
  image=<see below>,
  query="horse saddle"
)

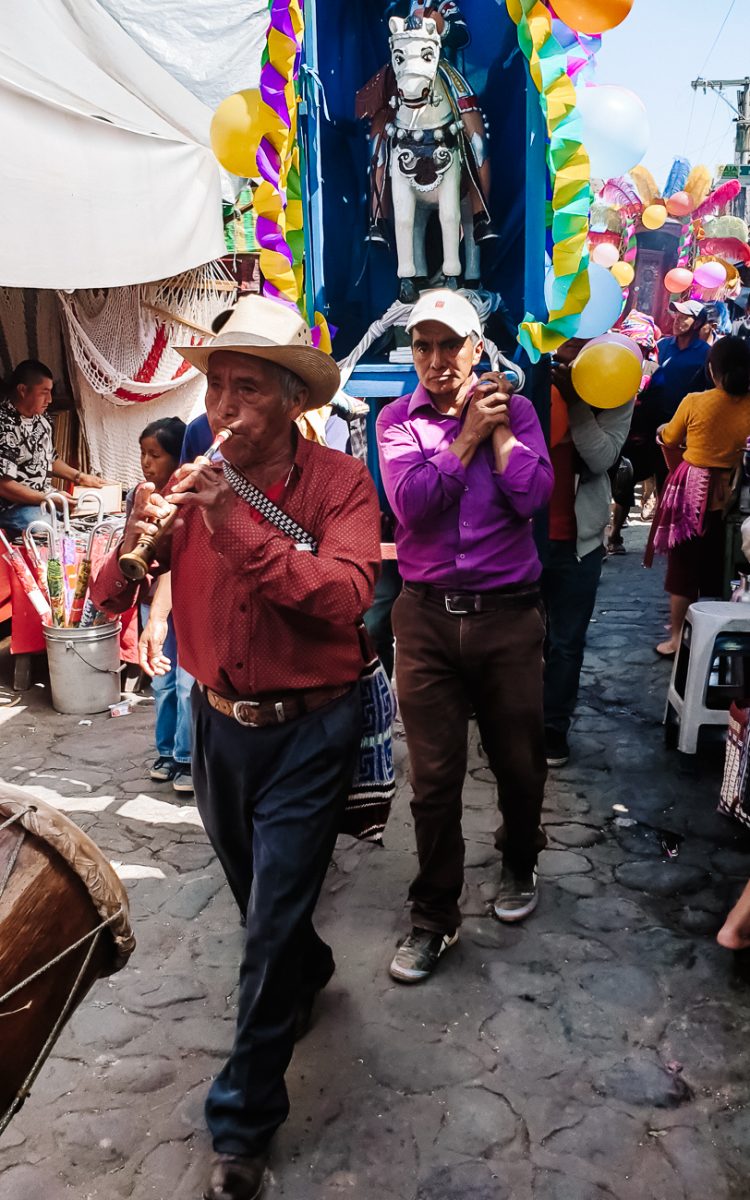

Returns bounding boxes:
[355,65,396,120]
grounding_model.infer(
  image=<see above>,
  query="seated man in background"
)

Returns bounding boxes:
[0,359,102,535]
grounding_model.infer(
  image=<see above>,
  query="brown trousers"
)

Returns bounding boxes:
[393,586,548,935]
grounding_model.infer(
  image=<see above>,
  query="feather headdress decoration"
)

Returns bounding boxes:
[630,165,660,206]
[703,215,749,243]
[600,176,643,216]
[691,179,741,221]
[699,238,750,266]
[663,157,691,199]
[590,199,627,234]
[684,165,712,209]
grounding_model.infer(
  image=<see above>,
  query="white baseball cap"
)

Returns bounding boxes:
[406,290,483,339]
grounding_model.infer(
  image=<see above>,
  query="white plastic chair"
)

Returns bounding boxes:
[664,601,750,754]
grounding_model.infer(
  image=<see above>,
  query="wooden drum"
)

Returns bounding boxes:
[0,782,135,1129]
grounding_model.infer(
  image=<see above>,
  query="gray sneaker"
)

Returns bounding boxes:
[149,755,176,782]
[389,927,458,984]
[172,769,194,794]
[493,867,538,923]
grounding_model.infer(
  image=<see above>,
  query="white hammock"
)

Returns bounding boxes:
[58,263,233,406]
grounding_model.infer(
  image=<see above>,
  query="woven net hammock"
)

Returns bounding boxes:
[57,264,233,486]
[58,263,233,405]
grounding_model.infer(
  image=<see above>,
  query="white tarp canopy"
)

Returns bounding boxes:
[0,0,232,289]
[98,0,269,112]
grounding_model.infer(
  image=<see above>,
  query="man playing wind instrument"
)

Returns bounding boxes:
[92,295,380,1200]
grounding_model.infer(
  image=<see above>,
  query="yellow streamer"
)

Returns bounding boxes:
[509,0,593,359]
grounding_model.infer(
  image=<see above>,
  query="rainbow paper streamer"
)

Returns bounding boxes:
[253,2,335,354]
[676,222,695,270]
[254,0,305,310]
[508,0,593,361]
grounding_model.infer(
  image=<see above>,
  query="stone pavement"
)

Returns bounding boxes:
[1,522,750,1200]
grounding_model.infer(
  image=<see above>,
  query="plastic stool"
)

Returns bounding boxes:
[664,601,750,754]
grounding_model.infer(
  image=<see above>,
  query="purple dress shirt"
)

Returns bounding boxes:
[377,378,553,589]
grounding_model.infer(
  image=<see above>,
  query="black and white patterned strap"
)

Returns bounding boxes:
[222,461,318,553]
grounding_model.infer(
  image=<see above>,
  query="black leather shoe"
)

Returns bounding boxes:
[203,1153,267,1200]
[473,213,499,243]
[365,218,390,246]
[294,955,336,1041]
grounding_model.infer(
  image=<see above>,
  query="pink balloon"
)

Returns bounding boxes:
[694,261,727,289]
[592,242,620,268]
[587,331,643,364]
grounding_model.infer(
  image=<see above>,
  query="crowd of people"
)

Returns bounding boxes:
[2,285,750,1200]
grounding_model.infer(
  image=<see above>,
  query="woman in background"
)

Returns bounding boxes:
[650,337,750,657]
[131,416,192,793]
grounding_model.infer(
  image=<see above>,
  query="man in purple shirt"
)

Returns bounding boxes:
[377,290,553,983]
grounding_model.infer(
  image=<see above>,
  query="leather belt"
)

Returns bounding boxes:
[201,683,352,727]
[404,581,540,616]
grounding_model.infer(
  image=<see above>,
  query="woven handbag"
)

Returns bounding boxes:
[719,702,750,830]
[223,462,396,842]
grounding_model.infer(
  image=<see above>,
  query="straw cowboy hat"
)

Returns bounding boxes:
[176,294,340,411]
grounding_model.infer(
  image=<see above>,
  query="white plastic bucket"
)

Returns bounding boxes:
[43,621,122,714]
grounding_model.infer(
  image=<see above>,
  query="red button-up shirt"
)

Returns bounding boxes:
[91,436,381,697]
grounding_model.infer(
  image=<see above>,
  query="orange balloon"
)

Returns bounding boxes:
[553,0,633,34]
[666,191,694,218]
[550,386,570,449]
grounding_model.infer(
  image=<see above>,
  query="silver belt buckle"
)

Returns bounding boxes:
[233,699,260,726]
[444,593,476,615]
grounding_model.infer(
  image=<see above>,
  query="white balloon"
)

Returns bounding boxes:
[577,84,650,182]
[545,263,625,340]
[592,242,620,268]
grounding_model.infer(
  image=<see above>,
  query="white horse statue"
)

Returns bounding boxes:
[386,16,481,305]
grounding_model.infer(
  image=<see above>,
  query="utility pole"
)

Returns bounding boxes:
[690,76,750,166]
[691,77,750,220]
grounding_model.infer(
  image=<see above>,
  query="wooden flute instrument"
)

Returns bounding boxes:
[118,427,232,582]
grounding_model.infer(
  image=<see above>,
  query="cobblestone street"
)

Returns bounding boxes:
[1,523,750,1200]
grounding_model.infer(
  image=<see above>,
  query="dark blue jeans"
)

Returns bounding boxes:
[541,541,603,736]
[191,685,361,1156]
[0,503,52,537]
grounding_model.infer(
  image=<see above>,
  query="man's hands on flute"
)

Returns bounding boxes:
[165,462,237,534]
[119,482,174,558]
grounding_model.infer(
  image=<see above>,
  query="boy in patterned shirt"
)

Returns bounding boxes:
[0,360,102,535]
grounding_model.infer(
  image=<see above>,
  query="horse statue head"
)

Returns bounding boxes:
[388,16,441,105]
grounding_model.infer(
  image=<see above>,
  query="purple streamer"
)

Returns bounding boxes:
[270,0,296,40]
[260,62,292,128]
[256,217,294,265]
[256,138,282,189]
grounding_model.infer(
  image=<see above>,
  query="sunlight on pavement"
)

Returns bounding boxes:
[0,780,116,813]
[0,704,27,728]
[110,861,166,881]
[28,770,95,793]
[117,793,204,828]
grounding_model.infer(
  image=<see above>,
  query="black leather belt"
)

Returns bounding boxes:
[404,581,540,615]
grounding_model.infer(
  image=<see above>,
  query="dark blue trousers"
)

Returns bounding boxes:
[541,541,603,736]
[191,685,361,1155]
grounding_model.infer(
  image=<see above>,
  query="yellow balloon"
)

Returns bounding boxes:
[642,204,667,231]
[610,261,635,287]
[571,343,642,409]
[210,90,264,176]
